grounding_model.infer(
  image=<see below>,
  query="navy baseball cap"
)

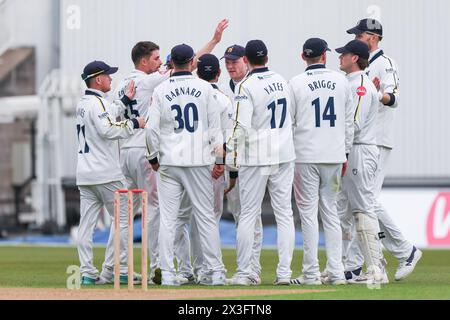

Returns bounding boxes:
[335,40,370,60]
[221,44,245,60]
[171,44,195,64]
[81,60,118,81]
[197,54,220,79]
[164,54,172,66]
[245,40,268,59]
[347,18,383,37]
[302,38,331,58]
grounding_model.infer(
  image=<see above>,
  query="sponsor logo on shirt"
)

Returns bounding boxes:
[357,86,367,97]
[234,95,248,101]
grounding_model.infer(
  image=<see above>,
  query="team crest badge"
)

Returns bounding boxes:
[352,169,358,175]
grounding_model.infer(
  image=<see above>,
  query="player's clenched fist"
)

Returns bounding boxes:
[212,164,224,179]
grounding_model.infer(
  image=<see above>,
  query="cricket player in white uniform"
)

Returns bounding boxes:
[289,38,353,286]
[344,19,421,282]
[146,44,226,286]
[96,42,168,285]
[220,44,263,283]
[75,61,145,285]
[226,40,296,286]
[97,20,230,285]
[174,54,233,284]
[335,40,385,284]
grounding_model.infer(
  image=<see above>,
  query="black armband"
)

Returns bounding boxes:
[149,157,159,165]
[229,171,238,179]
[385,93,396,106]
[121,95,132,106]
[131,118,140,129]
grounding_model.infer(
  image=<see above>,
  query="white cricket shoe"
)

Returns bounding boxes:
[320,270,329,279]
[95,276,113,285]
[176,274,196,285]
[346,263,388,285]
[321,272,347,285]
[273,277,290,285]
[290,275,322,285]
[211,272,227,286]
[197,273,212,285]
[395,246,422,281]
[226,275,260,286]
[161,271,180,286]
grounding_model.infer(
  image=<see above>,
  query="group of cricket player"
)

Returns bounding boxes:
[75,18,422,287]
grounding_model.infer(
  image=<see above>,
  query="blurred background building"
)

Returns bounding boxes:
[0,0,448,247]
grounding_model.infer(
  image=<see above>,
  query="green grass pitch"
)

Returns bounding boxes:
[0,246,449,299]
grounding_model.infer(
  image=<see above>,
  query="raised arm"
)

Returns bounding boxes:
[192,19,229,70]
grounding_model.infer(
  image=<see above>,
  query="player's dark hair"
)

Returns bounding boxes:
[356,57,369,70]
[198,70,219,82]
[246,55,268,67]
[132,41,160,66]
[84,77,94,88]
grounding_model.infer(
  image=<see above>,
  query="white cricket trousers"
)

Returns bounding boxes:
[175,174,263,278]
[226,175,263,276]
[341,147,413,270]
[157,165,225,277]
[77,181,128,278]
[374,147,413,259]
[102,147,160,276]
[174,174,224,277]
[294,163,344,280]
[338,144,380,271]
[236,162,295,280]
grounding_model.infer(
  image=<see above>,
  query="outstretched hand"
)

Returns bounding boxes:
[212,19,229,44]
